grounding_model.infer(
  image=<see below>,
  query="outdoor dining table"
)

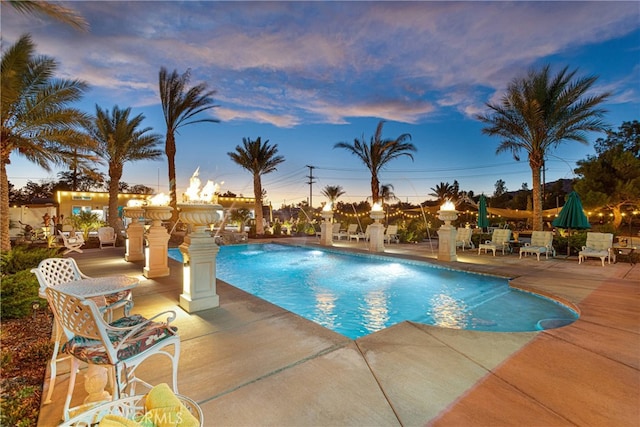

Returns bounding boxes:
[55,275,139,298]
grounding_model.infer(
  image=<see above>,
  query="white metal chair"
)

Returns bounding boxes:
[520,231,555,261]
[45,286,180,422]
[97,226,117,249]
[31,258,133,405]
[455,227,474,251]
[478,229,512,256]
[384,225,399,244]
[579,232,613,266]
[59,230,85,254]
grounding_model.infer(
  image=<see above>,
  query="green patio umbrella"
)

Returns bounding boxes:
[552,191,591,256]
[477,194,489,231]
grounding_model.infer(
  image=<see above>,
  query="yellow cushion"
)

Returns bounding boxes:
[145,383,181,410]
[99,414,142,427]
[143,383,199,427]
[141,407,199,427]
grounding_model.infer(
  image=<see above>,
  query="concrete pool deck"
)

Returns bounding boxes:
[37,237,639,426]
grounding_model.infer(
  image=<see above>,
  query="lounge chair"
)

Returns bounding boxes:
[519,231,555,261]
[330,223,342,240]
[349,224,371,242]
[335,224,357,240]
[455,227,474,251]
[579,232,613,266]
[58,230,84,254]
[97,226,117,249]
[384,225,399,244]
[478,229,512,256]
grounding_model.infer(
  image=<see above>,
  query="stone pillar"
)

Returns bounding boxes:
[143,206,172,278]
[368,210,385,252]
[178,204,222,313]
[123,207,145,262]
[437,209,458,262]
[319,210,333,246]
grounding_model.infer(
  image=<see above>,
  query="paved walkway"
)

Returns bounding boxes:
[37,237,639,426]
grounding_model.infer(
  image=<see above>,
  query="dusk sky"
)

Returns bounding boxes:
[3,1,639,207]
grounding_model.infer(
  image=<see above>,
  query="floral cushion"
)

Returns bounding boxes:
[62,315,178,365]
[105,290,132,306]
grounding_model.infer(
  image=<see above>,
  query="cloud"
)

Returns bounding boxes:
[2,1,638,129]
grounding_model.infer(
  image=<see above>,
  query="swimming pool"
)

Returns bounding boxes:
[168,243,578,339]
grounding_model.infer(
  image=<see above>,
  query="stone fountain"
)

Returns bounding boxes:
[437,200,458,262]
[123,200,145,262]
[368,202,386,252]
[178,169,223,313]
[143,194,173,278]
[319,203,334,246]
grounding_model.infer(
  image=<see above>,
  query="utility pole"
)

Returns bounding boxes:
[306,165,316,208]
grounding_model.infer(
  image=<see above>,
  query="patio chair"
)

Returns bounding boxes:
[31,258,133,404]
[519,231,555,261]
[330,223,342,240]
[97,226,117,249]
[578,232,613,266]
[384,225,399,244]
[334,223,356,240]
[349,224,371,242]
[45,286,180,422]
[478,229,512,256]
[59,230,85,255]
[455,227,474,251]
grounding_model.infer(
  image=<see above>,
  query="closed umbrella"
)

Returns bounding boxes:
[477,194,489,231]
[552,191,591,256]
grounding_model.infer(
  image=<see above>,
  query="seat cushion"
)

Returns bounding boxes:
[62,315,178,365]
[104,290,132,306]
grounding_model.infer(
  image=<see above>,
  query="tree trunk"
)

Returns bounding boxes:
[108,163,123,239]
[371,174,380,205]
[529,153,544,231]
[254,173,264,235]
[166,133,178,225]
[1,161,11,252]
[612,205,623,230]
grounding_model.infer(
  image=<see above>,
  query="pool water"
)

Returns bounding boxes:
[168,244,578,339]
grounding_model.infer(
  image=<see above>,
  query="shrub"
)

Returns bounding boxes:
[1,246,61,276]
[471,233,492,248]
[66,211,104,239]
[0,270,45,320]
[272,221,282,236]
[0,385,40,427]
[553,230,588,255]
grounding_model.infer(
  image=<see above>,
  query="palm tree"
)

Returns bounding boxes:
[380,184,398,205]
[158,67,218,223]
[3,0,89,31]
[429,182,455,203]
[85,105,163,235]
[477,64,610,230]
[380,183,398,225]
[227,137,285,235]
[321,185,346,205]
[1,34,92,251]
[334,120,415,204]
